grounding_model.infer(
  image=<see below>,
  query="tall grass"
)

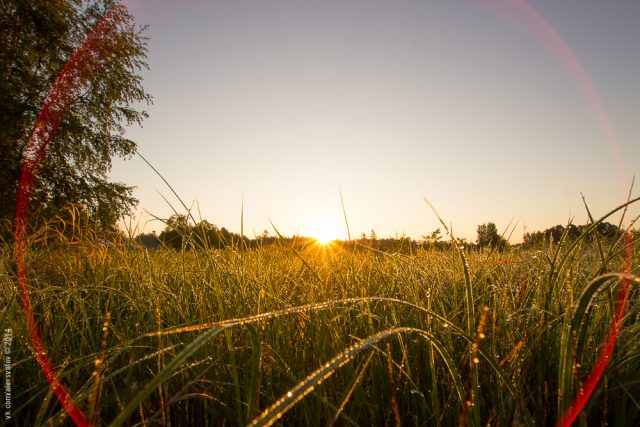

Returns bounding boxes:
[1,206,639,426]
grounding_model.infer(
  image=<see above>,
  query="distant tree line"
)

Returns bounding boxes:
[136,214,316,251]
[135,215,633,253]
[522,222,623,247]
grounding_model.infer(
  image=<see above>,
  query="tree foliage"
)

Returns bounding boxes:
[476,222,508,250]
[522,222,622,247]
[0,0,151,233]
[154,214,249,250]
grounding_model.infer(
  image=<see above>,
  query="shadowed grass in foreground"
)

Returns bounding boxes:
[1,209,639,426]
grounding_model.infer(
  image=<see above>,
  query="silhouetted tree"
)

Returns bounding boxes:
[156,215,251,251]
[423,228,442,244]
[136,232,160,249]
[593,222,620,240]
[523,230,544,247]
[522,222,621,248]
[476,222,507,250]
[158,214,187,249]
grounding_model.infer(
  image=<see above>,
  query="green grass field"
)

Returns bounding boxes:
[2,211,639,426]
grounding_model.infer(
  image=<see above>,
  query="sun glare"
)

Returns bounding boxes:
[314,232,334,245]
[305,219,341,245]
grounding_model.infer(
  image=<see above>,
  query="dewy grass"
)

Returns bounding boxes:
[2,202,639,426]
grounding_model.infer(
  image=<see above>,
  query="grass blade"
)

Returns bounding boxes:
[108,327,225,427]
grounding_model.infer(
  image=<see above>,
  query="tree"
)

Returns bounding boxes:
[522,230,544,247]
[521,222,621,248]
[423,227,442,244]
[157,215,248,251]
[135,231,160,250]
[476,222,508,250]
[593,222,620,240]
[0,0,151,233]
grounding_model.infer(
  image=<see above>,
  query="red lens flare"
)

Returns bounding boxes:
[14,2,632,425]
[15,5,129,426]
[477,1,631,423]
[476,0,626,195]
[555,232,634,427]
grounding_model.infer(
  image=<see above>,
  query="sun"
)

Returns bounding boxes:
[304,219,342,244]
[314,229,335,245]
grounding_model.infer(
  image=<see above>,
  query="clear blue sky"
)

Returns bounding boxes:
[112,0,640,242]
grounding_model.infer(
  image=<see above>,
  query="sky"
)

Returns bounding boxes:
[111,0,640,242]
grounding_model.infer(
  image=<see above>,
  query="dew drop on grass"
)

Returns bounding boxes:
[410,390,425,399]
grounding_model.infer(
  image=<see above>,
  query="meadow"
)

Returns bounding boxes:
[1,206,639,426]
